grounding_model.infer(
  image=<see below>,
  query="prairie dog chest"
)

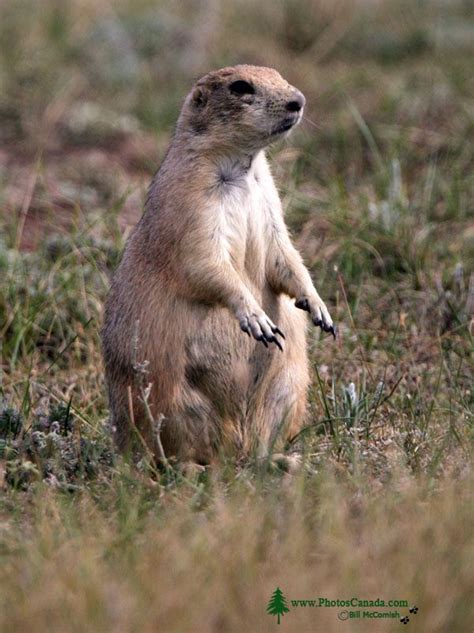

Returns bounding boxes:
[215,153,279,277]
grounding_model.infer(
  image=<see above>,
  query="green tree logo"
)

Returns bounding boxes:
[266,587,290,624]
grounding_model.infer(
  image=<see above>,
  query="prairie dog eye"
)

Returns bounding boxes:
[229,80,255,96]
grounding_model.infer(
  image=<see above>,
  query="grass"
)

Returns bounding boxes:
[0,0,473,631]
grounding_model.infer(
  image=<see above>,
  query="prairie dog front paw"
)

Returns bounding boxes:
[295,294,336,339]
[238,308,285,351]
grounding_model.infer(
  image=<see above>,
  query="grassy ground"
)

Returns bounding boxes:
[0,0,473,631]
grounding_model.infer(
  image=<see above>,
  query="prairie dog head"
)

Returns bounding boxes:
[178,65,305,153]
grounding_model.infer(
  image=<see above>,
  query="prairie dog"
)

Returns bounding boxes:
[102,65,335,464]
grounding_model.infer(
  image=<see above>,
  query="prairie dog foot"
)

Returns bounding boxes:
[269,452,302,474]
[177,462,207,478]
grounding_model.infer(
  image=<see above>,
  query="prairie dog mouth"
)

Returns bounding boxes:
[271,113,302,136]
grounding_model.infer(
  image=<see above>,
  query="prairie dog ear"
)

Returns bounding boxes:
[192,86,208,108]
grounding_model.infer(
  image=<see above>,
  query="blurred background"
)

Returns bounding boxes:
[1,0,472,249]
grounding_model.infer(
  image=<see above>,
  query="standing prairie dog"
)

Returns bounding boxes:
[102,65,335,464]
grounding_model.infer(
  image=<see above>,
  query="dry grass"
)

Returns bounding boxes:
[1,471,472,632]
[0,0,473,631]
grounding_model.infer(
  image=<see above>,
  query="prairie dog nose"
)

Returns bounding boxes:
[286,90,305,112]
